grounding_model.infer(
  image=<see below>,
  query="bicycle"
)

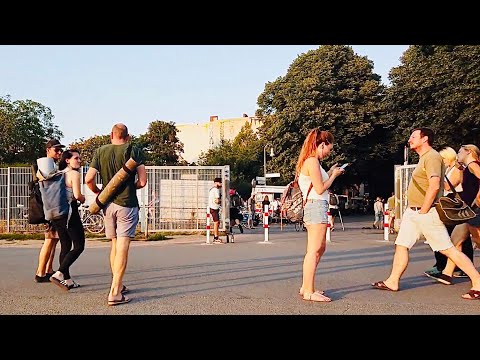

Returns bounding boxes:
[78,203,105,234]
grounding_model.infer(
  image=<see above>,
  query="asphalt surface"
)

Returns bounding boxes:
[1,215,479,315]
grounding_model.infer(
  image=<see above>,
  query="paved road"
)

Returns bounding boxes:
[1,215,479,314]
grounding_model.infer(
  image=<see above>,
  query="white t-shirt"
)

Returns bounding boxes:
[208,187,221,210]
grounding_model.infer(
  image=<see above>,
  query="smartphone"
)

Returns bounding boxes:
[340,163,350,170]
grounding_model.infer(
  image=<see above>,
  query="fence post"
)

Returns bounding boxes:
[326,211,331,243]
[206,210,211,244]
[263,204,269,242]
[383,203,389,242]
[6,167,11,233]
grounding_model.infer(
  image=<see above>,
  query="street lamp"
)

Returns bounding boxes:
[264,144,275,180]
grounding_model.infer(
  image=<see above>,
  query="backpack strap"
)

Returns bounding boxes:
[297,172,313,207]
[303,183,313,207]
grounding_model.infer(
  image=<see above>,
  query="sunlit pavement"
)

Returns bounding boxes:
[1,215,479,315]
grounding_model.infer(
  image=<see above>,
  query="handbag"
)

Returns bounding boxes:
[411,175,476,226]
[434,177,476,226]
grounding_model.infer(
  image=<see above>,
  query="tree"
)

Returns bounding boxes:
[255,45,390,195]
[385,45,480,155]
[198,123,262,197]
[137,120,184,165]
[68,135,111,166]
[0,96,63,165]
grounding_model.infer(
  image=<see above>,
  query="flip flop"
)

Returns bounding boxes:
[121,285,130,294]
[108,294,131,306]
[462,289,480,300]
[371,281,398,292]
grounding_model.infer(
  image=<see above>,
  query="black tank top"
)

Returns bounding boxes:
[461,161,480,206]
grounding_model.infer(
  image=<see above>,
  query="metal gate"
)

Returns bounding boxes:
[393,164,416,231]
[0,165,230,234]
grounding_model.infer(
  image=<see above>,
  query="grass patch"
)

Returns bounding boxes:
[145,233,168,241]
[0,233,45,240]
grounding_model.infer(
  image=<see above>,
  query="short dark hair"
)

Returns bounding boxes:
[214,177,222,183]
[413,127,435,146]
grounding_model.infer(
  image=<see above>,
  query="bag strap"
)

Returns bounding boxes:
[412,176,461,201]
[303,183,313,207]
[295,172,314,207]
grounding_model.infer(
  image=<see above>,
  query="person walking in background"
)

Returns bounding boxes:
[373,197,383,229]
[34,139,64,283]
[247,194,256,229]
[328,190,339,231]
[423,146,473,279]
[49,149,86,291]
[371,128,480,300]
[296,128,344,302]
[85,123,147,306]
[208,177,222,244]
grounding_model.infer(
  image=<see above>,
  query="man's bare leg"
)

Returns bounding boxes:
[108,236,131,302]
[36,238,58,276]
[383,245,409,291]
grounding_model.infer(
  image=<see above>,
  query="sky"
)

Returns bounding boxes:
[0,45,408,146]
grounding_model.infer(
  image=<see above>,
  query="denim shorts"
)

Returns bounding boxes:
[303,199,329,225]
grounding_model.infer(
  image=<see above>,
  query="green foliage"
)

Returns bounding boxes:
[146,233,168,241]
[198,123,262,185]
[256,45,388,188]
[137,120,184,165]
[69,135,111,166]
[385,45,480,152]
[0,96,63,164]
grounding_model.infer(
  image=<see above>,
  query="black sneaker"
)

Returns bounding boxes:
[34,274,51,283]
[425,271,453,285]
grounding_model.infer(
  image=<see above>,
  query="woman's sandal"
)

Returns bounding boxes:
[299,287,325,296]
[303,291,332,302]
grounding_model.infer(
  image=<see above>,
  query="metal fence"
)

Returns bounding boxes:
[393,164,416,231]
[0,165,230,234]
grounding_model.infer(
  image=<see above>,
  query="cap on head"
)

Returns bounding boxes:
[45,139,65,149]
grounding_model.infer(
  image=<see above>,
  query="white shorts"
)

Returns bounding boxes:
[395,208,453,252]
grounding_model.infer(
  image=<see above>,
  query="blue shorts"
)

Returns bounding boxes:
[303,199,329,225]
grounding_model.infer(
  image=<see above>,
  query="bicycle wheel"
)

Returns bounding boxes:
[84,214,105,234]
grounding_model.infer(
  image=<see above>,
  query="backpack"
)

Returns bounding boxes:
[38,170,69,221]
[329,193,338,206]
[28,180,47,224]
[280,177,313,223]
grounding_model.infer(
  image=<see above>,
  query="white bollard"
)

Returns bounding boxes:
[383,203,389,242]
[206,211,211,244]
[264,204,269,242]
[326,211,331,243]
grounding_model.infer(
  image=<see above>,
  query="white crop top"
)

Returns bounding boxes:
[298,167,329,201]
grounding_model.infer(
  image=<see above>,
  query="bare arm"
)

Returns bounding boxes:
[135,164,147,189]
[420,176,440,214]
[85,167,101,194]
[304,157,343,195]
[444,167,463,191]
[69,171,85,203]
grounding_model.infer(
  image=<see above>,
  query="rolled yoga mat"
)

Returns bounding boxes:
[89,158,139,214]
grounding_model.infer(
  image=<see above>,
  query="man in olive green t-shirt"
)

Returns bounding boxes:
[371,128,480,300]
[86,123,147,306]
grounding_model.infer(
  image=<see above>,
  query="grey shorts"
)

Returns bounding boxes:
[303,199,329,225]
[103,203,139,239]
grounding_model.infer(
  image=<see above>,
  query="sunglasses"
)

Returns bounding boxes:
[49,147,63,153]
